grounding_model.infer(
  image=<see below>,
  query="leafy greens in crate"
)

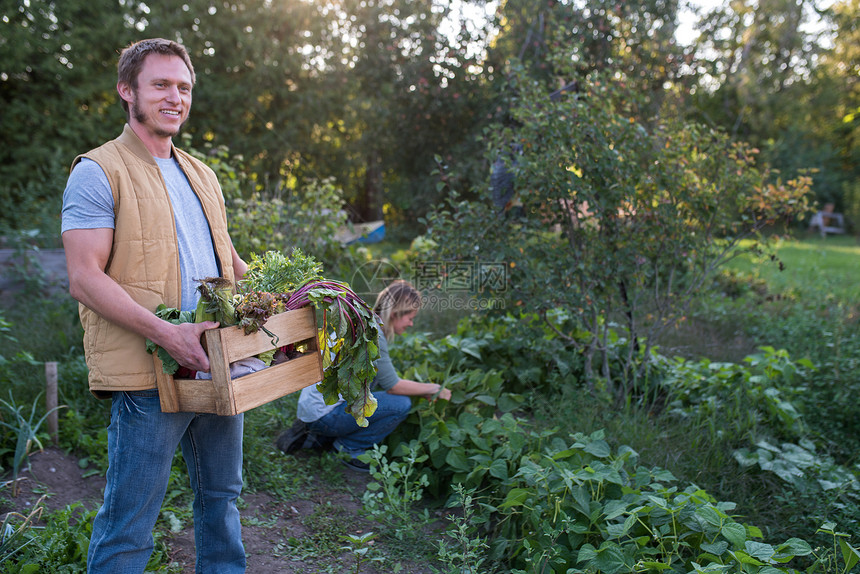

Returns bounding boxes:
[146,248,381,426]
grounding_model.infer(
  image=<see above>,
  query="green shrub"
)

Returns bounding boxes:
[382,311,857,572]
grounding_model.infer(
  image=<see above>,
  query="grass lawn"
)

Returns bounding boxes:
[728,234,860,303]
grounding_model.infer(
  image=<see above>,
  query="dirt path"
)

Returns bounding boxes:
[3,447,434,573]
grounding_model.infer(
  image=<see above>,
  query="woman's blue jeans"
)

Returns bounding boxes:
[87,389,245,574]
[307,391,411,457]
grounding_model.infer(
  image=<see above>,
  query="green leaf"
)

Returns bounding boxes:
[603,500,628,521]
[577,543,598,563]
[552,448,578,461]
[496,394,522,412]
[594,543,628,574]
[583,439,612,458]
[444,447,470,472]
[728,550,765,566]
[840,538,860,571]
[744,541,775,561]
[498,488,529,510]
[817,521,837,534]
[607,518,632,540]
[778,537,812,557]
[488,459,508,480]
[474,394,496,405]
[721,522,747,547]
[573,485,592,516]
[696,505,725,527]
[638,561,672,571]
[700,541,729,556]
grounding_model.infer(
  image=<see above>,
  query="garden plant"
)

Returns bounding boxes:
[1,7,858,568]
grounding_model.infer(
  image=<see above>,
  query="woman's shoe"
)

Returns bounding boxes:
[341,458,371,473]
[276,420,309,454]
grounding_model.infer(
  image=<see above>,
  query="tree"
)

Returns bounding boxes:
[688,0,847,207]
[690,0,822,136]
[139,0,493,227]
[0,0,139,234]
[139,0,333,185]
[292,0,494,224]
[484,0,691,120]
[820,0,860,218]
[425,57,812,406]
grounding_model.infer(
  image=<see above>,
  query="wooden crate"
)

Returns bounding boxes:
[153,306,323,415]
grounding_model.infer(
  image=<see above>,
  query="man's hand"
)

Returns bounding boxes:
[157,320,219,373]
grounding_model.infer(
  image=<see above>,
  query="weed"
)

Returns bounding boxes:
[287,499,364,558]
[433,484,489,574]
[2,502,104,573]
[340,531,384,573]
[241,514,279,529]
[242,397,345,499]
[0,495,45,565]
[361,442,431,541]
[0,310,14,346]
[0,392,67,496]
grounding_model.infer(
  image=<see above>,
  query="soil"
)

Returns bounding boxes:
[0,250,441,572]
[2,447,436,573]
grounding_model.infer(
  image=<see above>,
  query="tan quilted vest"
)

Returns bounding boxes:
[73,124,236,396]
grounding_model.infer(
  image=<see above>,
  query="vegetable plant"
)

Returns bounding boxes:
[146,248,381,427]
[339,531,384,574]
[0,392,66,497]
[0,496,44,564]
[809,522,860,574]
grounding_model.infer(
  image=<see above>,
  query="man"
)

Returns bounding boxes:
[62,38,248,573]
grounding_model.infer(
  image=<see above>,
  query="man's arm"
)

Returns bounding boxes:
[63,227,218,372]
[231,243,248,279]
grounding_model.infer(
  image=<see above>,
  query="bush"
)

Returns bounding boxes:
[182,136,355,276]
[379,312,858,572]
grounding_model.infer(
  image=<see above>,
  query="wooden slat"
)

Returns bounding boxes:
[232,353,322,413]
[218,307,318,364]
[172,379,219,413]
[151,306,323,414]
[204,327,238,416]
[154,354,182,413]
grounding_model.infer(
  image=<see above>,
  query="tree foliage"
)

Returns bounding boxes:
[823,0,860,217]
[485,0,691,119]
[688,0,852,209]
[425,55,813,405]
[0,0,856,240]
[0,0,138,235]
[0,0,497,238]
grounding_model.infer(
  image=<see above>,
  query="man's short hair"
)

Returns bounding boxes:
[117,38,196,114]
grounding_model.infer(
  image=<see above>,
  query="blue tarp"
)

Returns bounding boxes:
[335,220,385,245]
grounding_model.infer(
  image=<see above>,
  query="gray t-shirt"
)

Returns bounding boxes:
[61,156,219,311]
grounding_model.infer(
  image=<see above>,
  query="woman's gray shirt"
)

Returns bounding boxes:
[297,331,399,423]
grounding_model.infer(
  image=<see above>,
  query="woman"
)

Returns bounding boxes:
[277,280,451,472]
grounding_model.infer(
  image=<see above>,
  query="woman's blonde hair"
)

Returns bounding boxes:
[373,280,421,340]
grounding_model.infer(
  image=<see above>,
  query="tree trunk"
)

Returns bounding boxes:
[360,149,383,222]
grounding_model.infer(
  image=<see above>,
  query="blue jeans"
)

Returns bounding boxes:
[87,390,245,574]
[307,391,411,457]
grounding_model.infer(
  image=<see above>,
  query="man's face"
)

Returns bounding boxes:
[124,53,193,139]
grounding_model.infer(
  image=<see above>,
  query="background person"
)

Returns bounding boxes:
[277,280,451,472]
[62,38,249,573]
